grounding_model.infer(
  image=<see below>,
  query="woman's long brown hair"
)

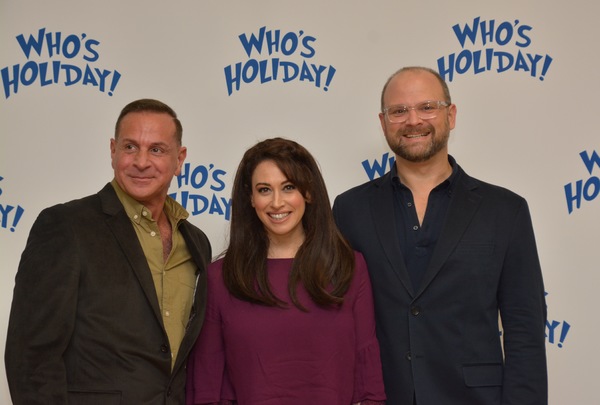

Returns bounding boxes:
[222,137,355,310]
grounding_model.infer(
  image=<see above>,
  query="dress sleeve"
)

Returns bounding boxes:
[351,252,387,403]
[194,402,235,405]
[186,263,236,405]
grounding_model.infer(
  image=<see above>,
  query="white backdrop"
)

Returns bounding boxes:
[1,1,598,403]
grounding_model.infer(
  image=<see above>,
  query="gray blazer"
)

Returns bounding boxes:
[5,183,211,405]
[333,164,548,405]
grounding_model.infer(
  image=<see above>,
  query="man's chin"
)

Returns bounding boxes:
[123,183,155,199]
[394,146,434,163]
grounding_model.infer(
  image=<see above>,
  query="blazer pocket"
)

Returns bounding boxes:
[68,390,122,405]
[462,363,503,387]
[454,242,495,257]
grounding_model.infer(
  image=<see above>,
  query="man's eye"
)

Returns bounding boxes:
[150,147,164,154]
[419,103,435,112]
[390,107,408,115]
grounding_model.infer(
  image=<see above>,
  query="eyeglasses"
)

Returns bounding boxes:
[383,100,449,123]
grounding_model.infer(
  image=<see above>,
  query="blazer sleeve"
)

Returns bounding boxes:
[498,199,548,405]
[5,205,80,404]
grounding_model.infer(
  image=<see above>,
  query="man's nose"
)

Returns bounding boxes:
[405,108,423,125]
[134,150,150,168]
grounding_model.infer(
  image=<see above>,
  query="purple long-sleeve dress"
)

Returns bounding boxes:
[186,252,386,405]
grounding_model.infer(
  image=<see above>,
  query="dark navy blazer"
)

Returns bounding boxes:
[333,164,547,405]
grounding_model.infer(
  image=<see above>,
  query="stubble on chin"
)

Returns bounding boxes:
[386,125,449,163]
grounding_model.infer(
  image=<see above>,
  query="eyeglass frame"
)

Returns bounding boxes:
[382,100,450,123]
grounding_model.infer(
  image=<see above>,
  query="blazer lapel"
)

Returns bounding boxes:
[369,174,415,296]
[175,223,209,359]
[179,222,210,278]
[98,184,164,328]
[416,170,482,297]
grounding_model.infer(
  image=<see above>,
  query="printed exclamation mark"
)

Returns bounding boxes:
[11,206,24,232]
[323,66,336,92]
[558,321,571,348]
[539,55,553,81]
[108,70,122,96]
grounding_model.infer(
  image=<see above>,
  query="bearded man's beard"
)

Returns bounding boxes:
[386,123,450,163]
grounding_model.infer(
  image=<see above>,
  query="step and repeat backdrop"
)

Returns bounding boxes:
[1,1,598,403]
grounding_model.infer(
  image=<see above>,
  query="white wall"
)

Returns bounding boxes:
[1,1,598,403]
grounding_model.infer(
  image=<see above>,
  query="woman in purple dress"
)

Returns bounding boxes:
[186,138,386,405]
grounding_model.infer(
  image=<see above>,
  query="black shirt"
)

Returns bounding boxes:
[391,156,458,291]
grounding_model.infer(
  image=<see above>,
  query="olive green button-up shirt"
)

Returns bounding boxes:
[112,180,197,369]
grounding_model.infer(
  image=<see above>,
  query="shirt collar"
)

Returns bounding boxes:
[110,179,189,225]
[391,155,459,194]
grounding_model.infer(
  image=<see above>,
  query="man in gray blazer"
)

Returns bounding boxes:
[333,67,547,405]
[5,99,211,404]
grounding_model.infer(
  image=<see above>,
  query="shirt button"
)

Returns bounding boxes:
[405,351,412,361]
[407,202,413,207]
[142,211,148,217]
[133,214,139,220]
[165,310,170,317]
[150,231,156,237]
[160,344,169,353]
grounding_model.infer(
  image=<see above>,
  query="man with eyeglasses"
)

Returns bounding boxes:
[333,66,548,404]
